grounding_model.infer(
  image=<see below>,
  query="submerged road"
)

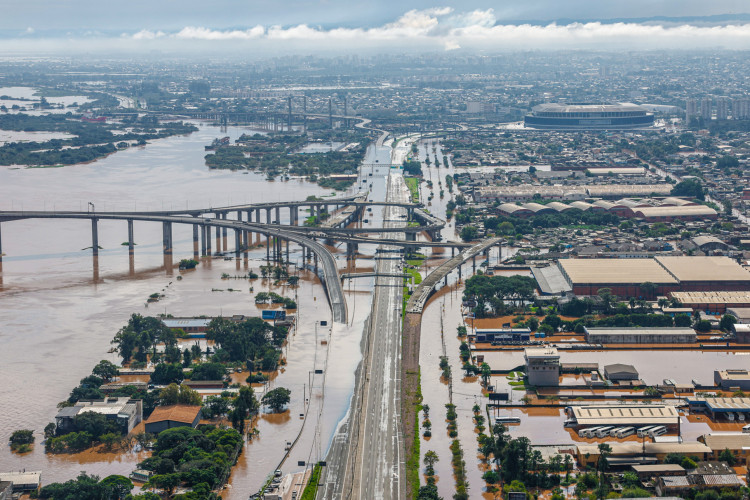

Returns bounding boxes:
[320,172,407,500]
[356,171,408,500]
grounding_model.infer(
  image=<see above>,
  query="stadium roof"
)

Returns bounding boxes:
[656,256,750,282]
[559,258,678,285]
[532,103,647,113]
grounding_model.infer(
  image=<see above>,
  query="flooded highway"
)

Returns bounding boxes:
[0,117,383,497]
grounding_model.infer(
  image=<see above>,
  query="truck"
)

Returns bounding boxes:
[262,310,287,320]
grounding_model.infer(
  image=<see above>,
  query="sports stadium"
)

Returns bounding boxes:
[524,103,655,130]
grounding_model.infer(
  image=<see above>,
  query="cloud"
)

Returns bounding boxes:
[131,29,165,40]
[174,25,265,40]
[14,7,750,52]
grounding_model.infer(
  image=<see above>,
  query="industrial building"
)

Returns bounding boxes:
[524,347,560,386]
[713,370,750,391]
[524,103,655,130]
[565,404,679,430]
[0,471,41,493]
[161,318,211,337]
[700,434,750,465]
[576,442,710,468]
[670,291,750,313]
[54,397,142,434]
[686,396,750,420]
[558,258,678,298]
[604,364,640,381]
[475,327,531,343]
[558,256,750,298]
[584,327,697,344]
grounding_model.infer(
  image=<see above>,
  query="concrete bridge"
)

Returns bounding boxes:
[0,210,348,324]
[406,237,503,314]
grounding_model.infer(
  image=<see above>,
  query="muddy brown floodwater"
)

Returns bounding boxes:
[0,118,379,498]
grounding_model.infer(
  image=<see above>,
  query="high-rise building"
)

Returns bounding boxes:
[686,99,699,121]
[733,99,750,120]
[716,97,729,120]
[700,98,712,120]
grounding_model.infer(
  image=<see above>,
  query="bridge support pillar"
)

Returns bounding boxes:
[266,237,270,264]
[162,222,173,256]
[127,219,134,257]
[206,226,212,255]
[247,210,253,223]
[221,214,228,251]
[256,209,262,224]
[290,206,296,226]
[242,231,249,263]
[265,208,272,224]
[451,247,455,257]
[236,210,243,222]
[193,224,199,259]
[472,255,476,272]
[314,253,318,275]
[406,232,416,241]
[91,218,99,256]
[458,264,462,280]
[285,239,289,263]
[201,225,207,256]
[275,207,281,225]
[215,218,221,253]
[234,229,241,260]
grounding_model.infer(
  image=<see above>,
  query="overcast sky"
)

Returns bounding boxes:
[3,1,750,55]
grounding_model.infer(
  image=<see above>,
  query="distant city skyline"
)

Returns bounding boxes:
[2,1,750,54]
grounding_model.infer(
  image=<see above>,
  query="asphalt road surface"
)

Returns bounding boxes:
[318,171,408,500]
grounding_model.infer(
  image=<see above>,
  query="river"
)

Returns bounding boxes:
[0,118,383,498]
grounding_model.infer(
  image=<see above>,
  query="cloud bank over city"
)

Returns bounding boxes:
[4,5,750,54]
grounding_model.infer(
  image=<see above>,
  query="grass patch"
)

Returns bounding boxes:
[406,369,423,500]
[300,464,322,500]
[404,176,419,203]
[405,267,422,285]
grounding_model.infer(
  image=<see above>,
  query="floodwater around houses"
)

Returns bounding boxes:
[0,117,383,498]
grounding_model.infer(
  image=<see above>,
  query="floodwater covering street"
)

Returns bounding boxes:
[0,118,385,498]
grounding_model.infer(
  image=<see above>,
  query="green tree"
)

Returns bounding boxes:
[159,383,202,406]
[262,387,291,413]
[720,314,737,332]
[99,475,134,499]
[718,448,736,466]
[92,360,119,381]
[190,362,227,381]
[460,225,478,242]
[150,363,184,385]
[480,363,492,386]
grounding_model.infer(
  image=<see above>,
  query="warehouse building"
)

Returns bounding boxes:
[670,291,750,314]
[565,404,679,429]
[686,396,750,420]
[656,256,750,292]
[558,258,678,298]
[713,370,750,391]
[604,364,640,381]
[559,256,750,299]
[700,434,750,465]
[585,327,697,344]
[576,442,710,468]
[475,327,531,343]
